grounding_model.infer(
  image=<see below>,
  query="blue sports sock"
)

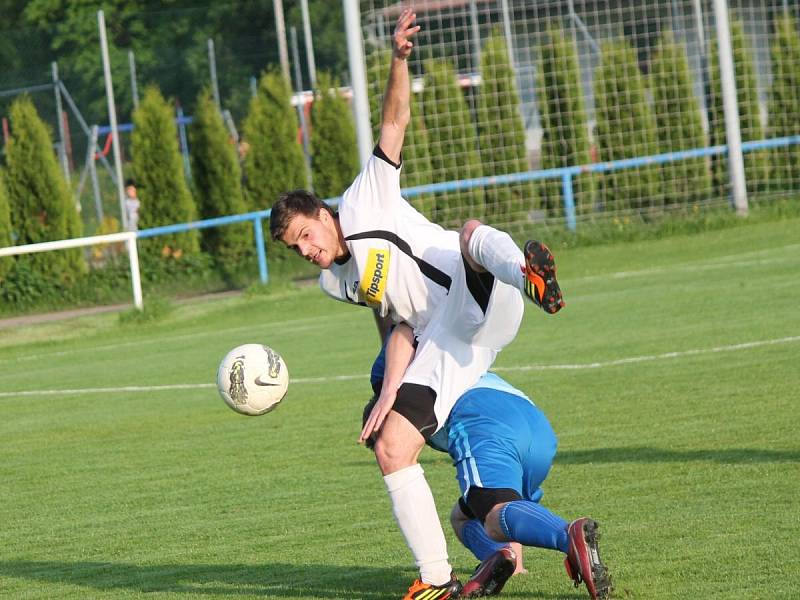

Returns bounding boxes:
[461,519,507,561]
[499,500,569,553]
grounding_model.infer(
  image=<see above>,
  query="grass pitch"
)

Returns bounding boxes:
[1,216,799,599]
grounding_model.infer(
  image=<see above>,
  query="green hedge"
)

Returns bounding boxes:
[4,96,84,282]
[310,72,360,200]
[476,31,532,227]
[593,40,660,214]
[768,14,800,193]
[132,86,200,258]
[0,170,13,281]
[189,89,252,280]
[422,58,484,227]
[242,70,307,209]
[536,25,594,218]
[650,31,713,207]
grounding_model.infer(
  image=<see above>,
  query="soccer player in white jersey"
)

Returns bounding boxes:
[270,8,564,599]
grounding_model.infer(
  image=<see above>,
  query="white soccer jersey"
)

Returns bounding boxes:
[319,149,460,333]
[319,147,525,434]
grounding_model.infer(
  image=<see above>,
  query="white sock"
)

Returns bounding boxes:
[384,464,452,585]
[467,225,525,292]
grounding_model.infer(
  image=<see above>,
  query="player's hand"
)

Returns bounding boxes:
[393,8,420,61]
[359,389,397,443]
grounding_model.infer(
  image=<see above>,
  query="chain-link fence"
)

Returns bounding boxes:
[360,0,800,230]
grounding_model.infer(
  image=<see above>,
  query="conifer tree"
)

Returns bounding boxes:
[422,58,484,227]
[4,96,84,280]
[651,31,712,206]
[310,72,360,200]
[189,90,252,275]
[476,31,532,227]
[366,48,435,219]
[593,40,660,214]
[537,25,594,218]
[767,13,800,193]
[708,17,768,197]
[132,86,199,257]
[242,70,307,210]
[0,170,13,281]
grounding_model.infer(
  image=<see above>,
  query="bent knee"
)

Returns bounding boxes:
[460,219,484,250]
[460,219,486,272]
[373,413,425,475]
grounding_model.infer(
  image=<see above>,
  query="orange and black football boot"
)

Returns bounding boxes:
[523,240,565,314]
[402,572,462,599]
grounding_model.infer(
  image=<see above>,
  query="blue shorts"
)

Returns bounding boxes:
[446,386,557,503]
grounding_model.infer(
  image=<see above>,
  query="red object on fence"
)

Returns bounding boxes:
[95,132,113,159]
[2,117,8,146]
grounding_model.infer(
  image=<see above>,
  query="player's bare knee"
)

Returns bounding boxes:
[460,219,486,273]
[373,427,424,475]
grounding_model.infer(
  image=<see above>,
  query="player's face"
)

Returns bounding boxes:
[281,209,344,269]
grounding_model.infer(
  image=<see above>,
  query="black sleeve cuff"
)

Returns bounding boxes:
[373,144,402,170]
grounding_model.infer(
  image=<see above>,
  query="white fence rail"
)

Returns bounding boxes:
[0,232,143,310]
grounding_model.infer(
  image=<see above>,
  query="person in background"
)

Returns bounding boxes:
[124,178,140,232]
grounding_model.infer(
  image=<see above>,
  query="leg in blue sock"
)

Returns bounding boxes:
[499,500,569,553]
[461,518,508,561]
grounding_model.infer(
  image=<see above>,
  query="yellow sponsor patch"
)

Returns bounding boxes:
[359,248,390,307]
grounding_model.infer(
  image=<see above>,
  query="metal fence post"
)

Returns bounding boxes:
[343,0,372,167]
[254,217,269,284]
[562,172,577,232]
[713,0,748,216]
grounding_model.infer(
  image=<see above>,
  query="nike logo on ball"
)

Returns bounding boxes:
[254,377,281,386]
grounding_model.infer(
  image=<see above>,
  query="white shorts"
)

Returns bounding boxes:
[401,258,524,432]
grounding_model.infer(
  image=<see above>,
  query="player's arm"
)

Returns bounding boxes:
[377,8,420,165]
[359,322,415,443]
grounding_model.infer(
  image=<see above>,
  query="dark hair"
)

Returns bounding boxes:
[270,189,335,241]
[124,178,136,187]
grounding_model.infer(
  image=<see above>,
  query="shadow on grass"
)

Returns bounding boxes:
[556,446,800,465]
[0,560,575,599]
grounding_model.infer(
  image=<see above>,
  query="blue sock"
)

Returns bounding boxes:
[461,519,507,561]
[499,500,569,553]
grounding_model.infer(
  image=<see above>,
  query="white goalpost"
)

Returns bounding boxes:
[0,232,143,310]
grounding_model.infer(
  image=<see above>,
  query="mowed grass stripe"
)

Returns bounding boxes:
[1,333,798,398]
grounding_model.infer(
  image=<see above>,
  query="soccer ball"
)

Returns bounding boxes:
[217,344,289,416]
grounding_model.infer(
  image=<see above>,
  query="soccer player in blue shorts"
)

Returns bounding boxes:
[366,327,612,599]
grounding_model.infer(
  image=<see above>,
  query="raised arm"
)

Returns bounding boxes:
[378,8,420,165]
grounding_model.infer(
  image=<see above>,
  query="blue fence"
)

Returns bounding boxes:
[136,134,800,284]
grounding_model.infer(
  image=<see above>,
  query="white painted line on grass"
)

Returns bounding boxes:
[494,335,800,372]
[2,335,797,399]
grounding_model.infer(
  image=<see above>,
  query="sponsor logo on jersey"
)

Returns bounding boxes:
[359,248,390,307]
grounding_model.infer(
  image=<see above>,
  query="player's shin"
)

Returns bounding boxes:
[461,518,508,561]
[384,464,453,585]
